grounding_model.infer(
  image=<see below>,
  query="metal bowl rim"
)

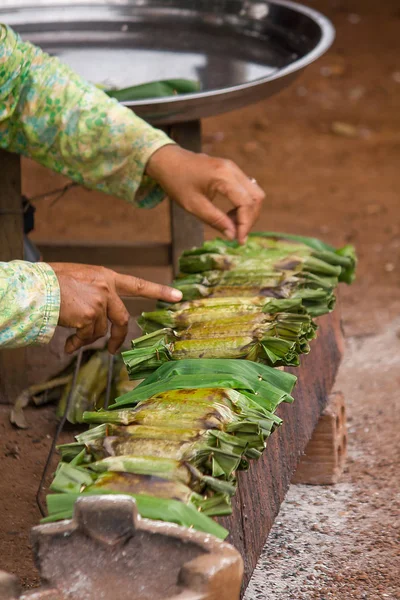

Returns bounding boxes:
[1,0,335,108]
[120,0,336,108]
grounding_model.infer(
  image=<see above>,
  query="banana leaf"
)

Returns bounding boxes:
[52,454,236,500]
[57,351,109,424]
[50,461,96,494]
[177,235,356,300]
[89,434,245,481]
[88,472,232,516]
[181,234,354,270]
[172,312,316,344]
[172,270,338,316]
[138,297,303,330]
[83,387,278,467]
[56,351,127,424]
[78,423,204,443]
[59,421,263,482]
[105,79,200,101]
[173,269,336,290]
[73,420,268,462]
[111,360,295,412]
[57,442,87,462]
[89,471,204,504]
[43,489,229,539]
[249,232,357,283]
[136,359,296,395]
[84,387,274,436]
[86,455,194,483]
[123,313,315,378]
[113,372,274,407]
[87,455,237,496]
[86,434,245,479]
[179,251,342,277]
[172,276,336,316]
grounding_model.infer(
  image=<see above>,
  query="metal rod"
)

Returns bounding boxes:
[36,348,84,517]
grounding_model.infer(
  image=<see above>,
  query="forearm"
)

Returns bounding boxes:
[0,261,60,348]
[0,24,173,207]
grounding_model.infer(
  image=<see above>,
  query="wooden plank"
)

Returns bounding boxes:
[37,241,172,267]
[168,121,204,275]
[291,391,347,485]
[0,150,26,404]
[218,309,344,592]
[0,151,23,260]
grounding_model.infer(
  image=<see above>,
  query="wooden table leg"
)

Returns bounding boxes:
[0,150,27,404]
[168,120,204,276]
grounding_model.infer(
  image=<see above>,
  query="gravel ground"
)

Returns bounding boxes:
[245,321,400,600]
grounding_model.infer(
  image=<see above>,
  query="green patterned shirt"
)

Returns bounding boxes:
[0,24,173,348]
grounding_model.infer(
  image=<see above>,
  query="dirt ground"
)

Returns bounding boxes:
[1,0,399,597]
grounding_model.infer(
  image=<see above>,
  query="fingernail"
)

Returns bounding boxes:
[224,229,235,240]
[171,289,183,301]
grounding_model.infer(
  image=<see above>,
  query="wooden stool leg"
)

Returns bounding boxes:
[0,150,27,405]
[291,391,347,485]
[168,121,204,276]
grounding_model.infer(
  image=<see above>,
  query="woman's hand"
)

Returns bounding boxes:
[146,145,265,244]
[49,263,182,354]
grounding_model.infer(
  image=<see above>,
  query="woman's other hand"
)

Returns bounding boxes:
[146,145,265,244]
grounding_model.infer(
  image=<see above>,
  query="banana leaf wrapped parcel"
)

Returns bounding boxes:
[45,363,297,536]
[173,233,356,316]
[179,233,356,281]
[43,232,355,541]
[112,358,296,412]
[83,387,279,462]
[123,311,316,379]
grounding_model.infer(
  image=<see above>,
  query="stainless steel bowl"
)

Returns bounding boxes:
[1,0,334,124]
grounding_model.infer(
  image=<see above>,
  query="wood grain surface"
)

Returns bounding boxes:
[218,309,344,593]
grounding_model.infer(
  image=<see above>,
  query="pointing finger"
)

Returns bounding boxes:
[114,274,182,303]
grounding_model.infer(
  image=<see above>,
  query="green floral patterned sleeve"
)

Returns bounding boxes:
[0,23,174,208]
[0,261,60,348]
[0,24,176,348]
